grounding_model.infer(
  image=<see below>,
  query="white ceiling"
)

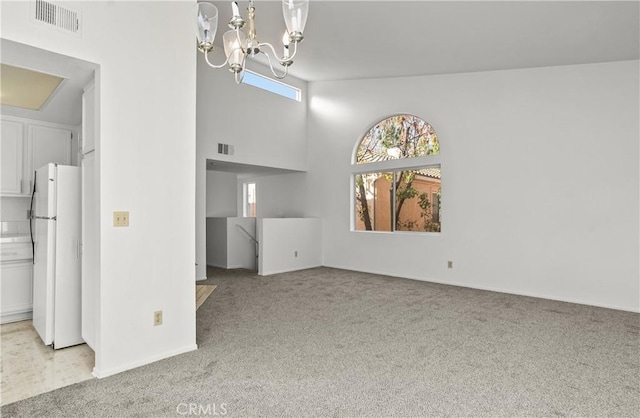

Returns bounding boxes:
[2,2,637,175]
[207,159,301,176]
[2,2,636,127]
[208,0,640,82]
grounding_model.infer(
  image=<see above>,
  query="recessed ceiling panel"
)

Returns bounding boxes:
[0,64,64,110]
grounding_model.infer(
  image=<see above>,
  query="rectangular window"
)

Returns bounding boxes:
[243,182,256,218]
[354,172,392,231]
[354,166,441,233]
[241,70,301,102]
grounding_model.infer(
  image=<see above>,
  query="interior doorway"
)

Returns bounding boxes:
[0,39,100,403]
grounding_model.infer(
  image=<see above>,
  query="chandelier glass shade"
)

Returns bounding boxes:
[196,0,309,82]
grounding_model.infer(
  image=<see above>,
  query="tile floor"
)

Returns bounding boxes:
[1,320,94,406]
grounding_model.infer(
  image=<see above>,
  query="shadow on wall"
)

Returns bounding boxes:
[206,217,256,271]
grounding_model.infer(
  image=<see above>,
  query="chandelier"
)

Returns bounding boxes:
[196,0,309,83]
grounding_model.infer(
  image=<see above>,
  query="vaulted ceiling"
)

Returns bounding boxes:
[208,0,640,82]
[2,2,638,126]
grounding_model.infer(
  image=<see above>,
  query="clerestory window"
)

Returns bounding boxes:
[353,115,441,233]
[242,70,301,102]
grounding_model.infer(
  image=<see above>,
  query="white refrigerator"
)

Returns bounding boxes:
[32,163,83,349]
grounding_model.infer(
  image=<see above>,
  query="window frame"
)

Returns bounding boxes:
[243,182,256,218]
[241,70,301,102]
[351,115,442,234]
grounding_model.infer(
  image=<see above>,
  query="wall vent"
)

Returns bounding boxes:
[217,143,234,155]
[33,0,81,35]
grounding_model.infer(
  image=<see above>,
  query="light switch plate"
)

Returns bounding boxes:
[113,211,129,227]
[154,310,163,326]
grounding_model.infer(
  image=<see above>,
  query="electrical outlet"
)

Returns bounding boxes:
[447,261,453,269]
[154,310,163,326]
[113,211,129,227]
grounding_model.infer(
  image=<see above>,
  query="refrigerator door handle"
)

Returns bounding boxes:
[77,240,81,260]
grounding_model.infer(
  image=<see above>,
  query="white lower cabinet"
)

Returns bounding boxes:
[1,261,33,324]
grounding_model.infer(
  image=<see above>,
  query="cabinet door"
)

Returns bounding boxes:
[1,262,33,324]
[1,120,25,195]
[29,125,71,178]
[82,81,96,154]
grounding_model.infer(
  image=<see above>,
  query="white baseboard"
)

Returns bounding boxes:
[206,263,225,269]
[259,264,322,277]
[92,344,198,379]
[226,264,255,270]
[323,263,640,313]
[1,309,32,324]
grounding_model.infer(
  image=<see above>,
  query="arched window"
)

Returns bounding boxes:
[353,115,441,233]
[356,115,439,163]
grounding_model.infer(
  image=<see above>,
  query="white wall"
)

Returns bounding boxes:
[205,171,307,275]
[227,217,257,270]
[206,218,227,268]
[196,60,308,281]
[1,1,197,376]
[258,218,322,276]
[197,61,308,171]
[236,172,308,218]
[206,217,256,271]
[206,171,237,217]
[307,61,639,312]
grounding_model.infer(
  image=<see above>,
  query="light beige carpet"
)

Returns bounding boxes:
[195,284,216,310]
[4,267,638,417]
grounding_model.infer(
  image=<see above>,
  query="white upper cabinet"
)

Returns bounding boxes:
[29,125,71,175]
[1,120,25,195]
[1,118,73,196]
[82,81,96,154]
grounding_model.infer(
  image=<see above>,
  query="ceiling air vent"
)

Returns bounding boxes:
[33,0,81,35]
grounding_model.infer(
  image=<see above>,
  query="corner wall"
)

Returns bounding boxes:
[258,218,322,275]
[307,61,640,312]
